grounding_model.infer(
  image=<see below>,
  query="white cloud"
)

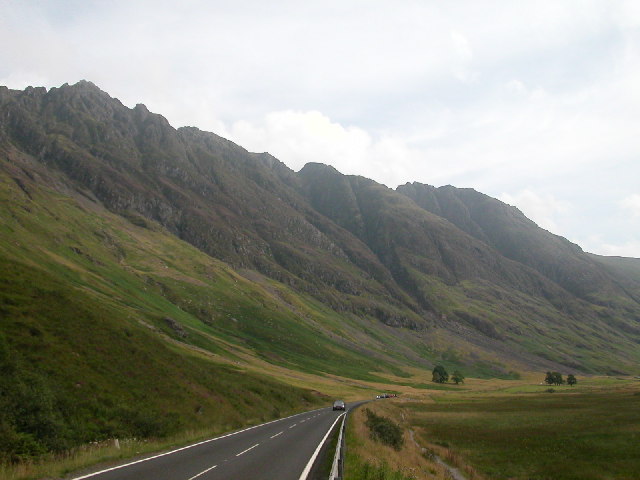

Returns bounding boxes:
[621,194,640,217]
[505,79,527,95]
[1,0,639,257]
[499,190,571,233]
[229,111,371,171]
[450,30,477,83]
[582,237,640,258]
[228,111,420,187]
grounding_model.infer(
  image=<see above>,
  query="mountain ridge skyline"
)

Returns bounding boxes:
[2,79,639,378]
[4,79,627,260]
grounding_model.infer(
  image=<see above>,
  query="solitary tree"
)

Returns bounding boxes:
[451,371,465,385]
[432,365,449,383]
[567,374,577,386]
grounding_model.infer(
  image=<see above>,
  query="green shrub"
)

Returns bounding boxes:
[364,409,404,451]
[0,421,47,463]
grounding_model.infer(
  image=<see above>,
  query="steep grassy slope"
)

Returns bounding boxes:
[1,154,425,462]
[398,182,638,305]
[589,254,640,303]
[2,81,640,468]
[398,183,640,360]
[0,257,325,459]
[297,165,640,373]
[1,81,639,386]
[0,82,418,328]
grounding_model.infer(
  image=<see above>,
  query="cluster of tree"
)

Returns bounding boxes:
[544,371,577,386]
[432,365,465,384]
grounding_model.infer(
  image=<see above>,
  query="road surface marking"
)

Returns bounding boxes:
[298,412,346,480]
[236,443,259,457]
[187,464,217,480]
[270,432,283,439]
[289,423,297,428]
[69,407,326,479]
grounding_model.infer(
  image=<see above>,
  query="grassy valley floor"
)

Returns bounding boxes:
[345,376,640,480]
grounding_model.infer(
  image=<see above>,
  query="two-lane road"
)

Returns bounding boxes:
[71,403,360,480]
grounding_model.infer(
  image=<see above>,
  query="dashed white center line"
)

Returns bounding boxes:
[187,464,217,480]
[289,423,297,429]
[236,443,259,457]
[270,431,283,439]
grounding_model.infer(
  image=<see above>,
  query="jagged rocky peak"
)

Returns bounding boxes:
[23,85,48,96]
[51,80,114,102]
[250,152,299,187]
[252,152,282,168]
[298,162,379,191]
[68,79,101,91]
[178,125,245,150]
[2,81,640,376]
[133,102,150,113]
[299,162,342,175]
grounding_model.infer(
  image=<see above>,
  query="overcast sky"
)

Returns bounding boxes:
[2,0,639,257]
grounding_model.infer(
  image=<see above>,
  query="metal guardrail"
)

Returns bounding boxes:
[329,413,347,480]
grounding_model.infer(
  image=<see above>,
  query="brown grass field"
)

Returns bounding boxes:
[345,374,640,480]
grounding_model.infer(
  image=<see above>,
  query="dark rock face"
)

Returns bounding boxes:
[0,82,419,328]
[397,183,627,301]
[2,81,640,370]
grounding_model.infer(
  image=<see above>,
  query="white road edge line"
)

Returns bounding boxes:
[69,407,328,479]
[187,464,217,480]
[236,443,259,457]
[270,432,283,439]
[298,412,346,480]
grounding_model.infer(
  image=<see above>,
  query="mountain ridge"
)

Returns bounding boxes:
[2,80,639,462]
[2,80,639,374]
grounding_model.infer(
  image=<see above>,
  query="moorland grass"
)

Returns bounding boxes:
[344,402,452,480]
[403,387,640,480]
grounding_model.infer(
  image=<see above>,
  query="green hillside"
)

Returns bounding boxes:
[1,81,639,469]
[0,166,333,463]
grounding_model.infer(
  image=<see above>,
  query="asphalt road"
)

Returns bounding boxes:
[69,403,358,480]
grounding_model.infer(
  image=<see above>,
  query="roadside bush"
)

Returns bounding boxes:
[364,409,404,451]
[0,421,47,463]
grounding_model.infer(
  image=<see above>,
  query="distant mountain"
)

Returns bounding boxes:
[1,81,639,458]
[397,183,632,302]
